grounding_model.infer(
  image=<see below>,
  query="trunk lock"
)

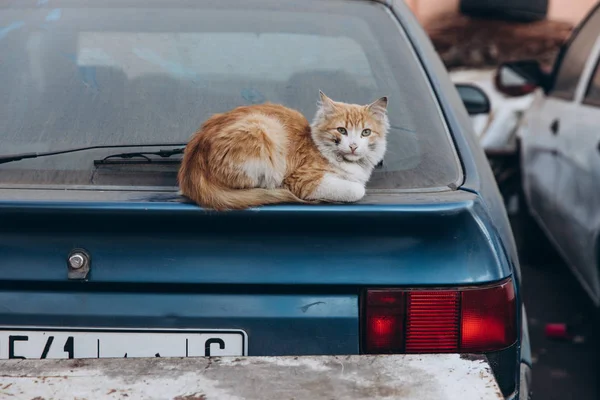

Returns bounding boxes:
[67,248,91,280]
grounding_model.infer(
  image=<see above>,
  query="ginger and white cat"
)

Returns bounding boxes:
[178,91,389,210]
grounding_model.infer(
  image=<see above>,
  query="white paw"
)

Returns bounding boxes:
[346,183,365,202]
[309,174,366,203]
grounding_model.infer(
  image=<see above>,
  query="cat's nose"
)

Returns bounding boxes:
[349,144,358,153]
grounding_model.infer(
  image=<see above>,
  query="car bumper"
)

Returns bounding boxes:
[519,362,533,400]
[0,354,507,399]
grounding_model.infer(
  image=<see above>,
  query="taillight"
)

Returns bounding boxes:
[365,290,404,353]
[363,278,516,354]
[405,291,460,352]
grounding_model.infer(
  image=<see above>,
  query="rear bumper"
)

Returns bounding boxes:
[519,362,533,400]
[504,363,531,400]
[0,354,505,399]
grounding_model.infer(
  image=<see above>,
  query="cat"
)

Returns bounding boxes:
[178,91,389,210]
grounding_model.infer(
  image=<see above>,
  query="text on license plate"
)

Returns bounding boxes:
[0,328,247,359]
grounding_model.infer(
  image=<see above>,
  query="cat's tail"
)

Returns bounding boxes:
[180,174,309,211]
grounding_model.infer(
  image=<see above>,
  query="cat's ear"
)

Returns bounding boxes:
[319,90,332,103]
[367,96,388,119]
[318,90,337,114]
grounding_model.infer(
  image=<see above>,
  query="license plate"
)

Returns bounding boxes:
[0,327,247,360]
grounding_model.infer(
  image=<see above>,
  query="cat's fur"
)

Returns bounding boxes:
[178,91,389,210]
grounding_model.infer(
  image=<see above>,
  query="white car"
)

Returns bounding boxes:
[452,70,535,214]
[494,2,600,306]
[451,69,534,154]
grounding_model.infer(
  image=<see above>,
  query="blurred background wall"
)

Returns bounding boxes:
[405,0,598,71]
[406,0,596,25]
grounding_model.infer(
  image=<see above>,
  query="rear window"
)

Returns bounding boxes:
[0,0,460,191]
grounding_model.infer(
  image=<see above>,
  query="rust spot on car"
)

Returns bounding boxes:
[107,389,117,395]
[459,354,487,362]
[70,359,86,368]
[31,397,45,400]
[373,386,409,397]
[173,394,206,400]
[2,383,12,389]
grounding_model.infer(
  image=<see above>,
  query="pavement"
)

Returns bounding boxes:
[512,216,600,400]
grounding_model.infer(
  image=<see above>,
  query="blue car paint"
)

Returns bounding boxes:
[0,292,359,356]
[0,190,514,365]
[0,192,510,286]
[0,0,529,396]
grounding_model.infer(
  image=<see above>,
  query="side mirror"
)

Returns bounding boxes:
[494,60,546,97]
[455,83,491,115]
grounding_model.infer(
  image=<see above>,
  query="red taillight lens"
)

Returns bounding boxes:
[363,278,517,354]
[405,291,460,352]
[365,291,404,353]
[461,279,516,351]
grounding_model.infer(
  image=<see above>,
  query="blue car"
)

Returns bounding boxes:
[0,0,530,398]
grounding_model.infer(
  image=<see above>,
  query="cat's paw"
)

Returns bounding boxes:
[309,175,365,203]
[344,183,365,202]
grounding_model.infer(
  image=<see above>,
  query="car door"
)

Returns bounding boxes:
[553,35,600,304]
[520,84,571,235]
[526,5,600,256]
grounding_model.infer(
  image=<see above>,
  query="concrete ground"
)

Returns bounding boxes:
[512,216,600,400]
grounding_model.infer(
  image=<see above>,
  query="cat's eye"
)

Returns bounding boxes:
[337,127,347,135]
[362,129,372,137]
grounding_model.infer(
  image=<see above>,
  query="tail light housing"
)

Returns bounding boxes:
[363,278,516,354]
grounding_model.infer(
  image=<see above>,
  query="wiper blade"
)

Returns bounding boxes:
[0,143,186,165]
[93,148,185,166]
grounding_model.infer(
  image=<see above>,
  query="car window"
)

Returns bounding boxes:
[0,0,460,192]
[583,56,600,107]
[550,5,600,101]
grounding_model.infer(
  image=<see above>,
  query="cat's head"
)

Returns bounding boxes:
[310,91,389,165]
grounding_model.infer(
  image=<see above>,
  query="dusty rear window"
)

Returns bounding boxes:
[0,0,461,191]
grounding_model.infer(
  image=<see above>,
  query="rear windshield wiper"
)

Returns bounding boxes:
[93,148,184,166]
[1,142,385,168]
[0,143,187,165]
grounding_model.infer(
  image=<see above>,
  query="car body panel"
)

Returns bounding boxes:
[0,189,511,287]
[519,91,573,234]
[0,188,522,395]
[518,3,600,305]
[552,35,600,303]
[0,292,359,356]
